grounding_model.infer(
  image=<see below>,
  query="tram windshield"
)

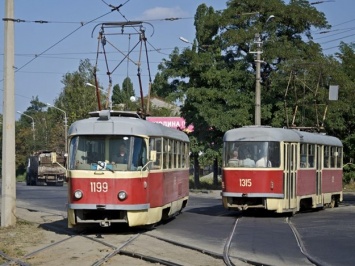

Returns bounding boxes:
[224,141,280,168]
[68,135,147,171]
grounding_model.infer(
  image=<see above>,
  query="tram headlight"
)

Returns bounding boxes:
[74,190,83,200]
[118,190,127,201]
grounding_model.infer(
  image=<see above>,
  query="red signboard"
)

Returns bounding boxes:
[146,117,194,132]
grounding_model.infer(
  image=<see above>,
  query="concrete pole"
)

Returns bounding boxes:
[1,0,16,227]
[255,33,262,126]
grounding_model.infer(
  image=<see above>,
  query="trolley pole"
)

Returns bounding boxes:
[2,0,16,227]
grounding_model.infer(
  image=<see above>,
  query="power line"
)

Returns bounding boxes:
[1,2,132,84]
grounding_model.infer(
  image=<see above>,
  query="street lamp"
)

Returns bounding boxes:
[252,15,275,126]
[86,82,106,93]
[46,103,67,154]
[179,36,191,44]
[42,118,48,149]
[179,36,207,52]
[17,111,35,149]
[85,82,112,109]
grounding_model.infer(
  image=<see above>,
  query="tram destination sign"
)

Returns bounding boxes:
[146,117,194,133]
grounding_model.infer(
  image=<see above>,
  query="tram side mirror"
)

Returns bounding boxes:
[51,152,57,163]
[150,150,157,162]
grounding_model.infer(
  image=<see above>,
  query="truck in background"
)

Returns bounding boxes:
[26,150,66,186]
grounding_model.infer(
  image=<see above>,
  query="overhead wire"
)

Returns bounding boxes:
[0,1,131,84]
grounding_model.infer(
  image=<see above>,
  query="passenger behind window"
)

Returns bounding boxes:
[308,156,314,167]
[256,151,272,167]
[300,156,309,168]
[228,149,239,167]
[240,151,255,167]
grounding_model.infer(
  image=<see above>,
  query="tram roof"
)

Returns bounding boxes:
[224,126,342,146]
[68,110,189,142]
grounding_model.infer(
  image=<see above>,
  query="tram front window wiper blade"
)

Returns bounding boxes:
[96,161,115,173]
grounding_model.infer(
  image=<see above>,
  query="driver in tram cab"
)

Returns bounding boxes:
[112,143,128,164]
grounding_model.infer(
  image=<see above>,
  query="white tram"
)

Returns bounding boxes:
[66,110,190,227]
[221,126,343,214]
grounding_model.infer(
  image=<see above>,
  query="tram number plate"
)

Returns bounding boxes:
[239,179,252,187]
[90,182,108,193]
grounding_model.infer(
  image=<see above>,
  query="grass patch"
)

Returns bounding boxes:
[189,174,222,190]
[0,218,44,263]
[344,182,355,192]
[16,173,26,183]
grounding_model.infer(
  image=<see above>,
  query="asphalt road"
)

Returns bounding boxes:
[2,182,355,265]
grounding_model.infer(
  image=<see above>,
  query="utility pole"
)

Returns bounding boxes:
[254,33,262,126]
[251,15,275,126]
[2,0,16,227]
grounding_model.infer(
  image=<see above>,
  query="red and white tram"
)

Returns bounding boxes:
[221,126,343,214]
[66,110,190,228]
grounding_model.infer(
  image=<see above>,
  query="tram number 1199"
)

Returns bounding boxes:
[239,179,252,187]
[90,182,108,192]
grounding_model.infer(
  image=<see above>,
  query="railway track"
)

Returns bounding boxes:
[224,201,353,266]
[0,223,230,266]
[222,215,315,266]
[2,192,353,266]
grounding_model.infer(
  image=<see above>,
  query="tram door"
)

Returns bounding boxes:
[315,145,322,205]
[283,143,297,210]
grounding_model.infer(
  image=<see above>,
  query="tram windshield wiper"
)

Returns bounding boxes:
[96,161,114,173]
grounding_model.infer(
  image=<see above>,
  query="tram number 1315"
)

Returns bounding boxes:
[90,182,109,192]
[239,179,252,187]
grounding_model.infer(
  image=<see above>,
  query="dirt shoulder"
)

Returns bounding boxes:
[0,206,68,264]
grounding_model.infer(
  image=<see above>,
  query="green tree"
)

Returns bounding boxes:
[111,83,123,105]
[15,112,36,175]
[154,1,337,184]
[56,59,103,120]
[330,43,355,162]
[111,77,136,110]
[51,59,104,151]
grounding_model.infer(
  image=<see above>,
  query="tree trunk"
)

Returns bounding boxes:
[193,154,200,188]
[213,158,218,186]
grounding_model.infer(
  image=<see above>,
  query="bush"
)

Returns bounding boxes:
[189,174,221,190]
[16,173,26,183]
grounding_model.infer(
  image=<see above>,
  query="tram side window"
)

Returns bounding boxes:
[300,143,314,168]
[176,141,181,168]
[300,144,308,168]
[266,142,280,168]
[308,144,315,168]
[336,147,343,168]
[163,138,169,169]
[324,146,330,168]
[182,142,188,168]
[330,146,337,168]
[150,137,162,169]
[131,137,147,169]
[169,140,174,169]
[69,136,78,170]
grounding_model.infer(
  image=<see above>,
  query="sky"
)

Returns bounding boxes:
[1,0,355,118]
